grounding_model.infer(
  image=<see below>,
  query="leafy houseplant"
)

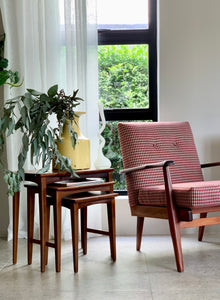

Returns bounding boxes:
[0,34,21,87]
[0,35,82,195]
[0,85,82,195]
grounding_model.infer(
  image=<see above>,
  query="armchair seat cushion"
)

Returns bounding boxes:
[138,181,220,208]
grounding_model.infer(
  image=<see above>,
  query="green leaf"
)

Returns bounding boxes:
[40,93,50,106]
[18,152,26,169]
[0,58,8,69]
[31,138,38,164]
[37,161,51,174]
[30,142,34,164]
[7,118,15,136]
[18,168,25,180]
[26,89,42,96]
[0,70,9,85]
[8,70,20,85]
[22,133,29,152]
[23,95,33,110]
[15,117,22,130]
[47,84,58,97]
[20,106,27,126]
[70,129,77,148]
[3,173,8,184]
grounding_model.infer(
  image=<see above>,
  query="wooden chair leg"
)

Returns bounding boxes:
[198,212,207,242]
[27,189,35,265]
[81,207,87,255]
[107,199,116,261]
[136,217,144,251]
[167,212,184,272]
[71,204,79,273]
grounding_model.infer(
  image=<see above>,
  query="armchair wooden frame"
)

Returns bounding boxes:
[121,160,220,272]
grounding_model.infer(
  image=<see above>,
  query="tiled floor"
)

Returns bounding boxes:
[1,234,220,299]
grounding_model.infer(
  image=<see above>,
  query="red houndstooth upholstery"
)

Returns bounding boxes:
[118,121,220,208]
[138,181,220,208]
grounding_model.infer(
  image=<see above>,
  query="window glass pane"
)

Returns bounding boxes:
[98,45,149,109]
[97,0,149,30]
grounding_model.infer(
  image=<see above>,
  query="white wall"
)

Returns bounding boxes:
[159,0,220,171]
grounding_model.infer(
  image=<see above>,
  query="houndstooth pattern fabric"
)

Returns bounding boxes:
[138,181,220,208]
[118,122,205,207]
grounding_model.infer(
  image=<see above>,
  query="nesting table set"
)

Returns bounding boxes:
[12,168,118,272]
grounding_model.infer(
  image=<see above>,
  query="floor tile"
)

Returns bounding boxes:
[1,234,220,299]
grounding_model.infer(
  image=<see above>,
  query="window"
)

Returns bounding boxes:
[97,0,157,120]
[97,0,157,193]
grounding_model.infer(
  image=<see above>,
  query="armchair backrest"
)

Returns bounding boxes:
[118,122,204,207]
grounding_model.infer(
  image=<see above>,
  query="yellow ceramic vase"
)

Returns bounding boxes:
[57,112,90,170]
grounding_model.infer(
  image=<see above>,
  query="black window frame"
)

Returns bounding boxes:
[97,0,157,122]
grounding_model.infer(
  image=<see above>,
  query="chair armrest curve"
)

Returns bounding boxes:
[120,160,174,175]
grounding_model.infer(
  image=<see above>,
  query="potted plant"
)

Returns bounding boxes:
[0,34,82,195]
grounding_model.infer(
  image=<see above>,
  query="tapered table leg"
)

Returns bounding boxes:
[38,178,47,272]
[54,192,62,272]
[81,207,87,255]
[71,204,79,273]
[13,191,20,264]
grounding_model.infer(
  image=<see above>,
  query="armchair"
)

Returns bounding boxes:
[118,121,220,272]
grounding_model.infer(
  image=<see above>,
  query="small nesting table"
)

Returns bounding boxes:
[13,168,115,272]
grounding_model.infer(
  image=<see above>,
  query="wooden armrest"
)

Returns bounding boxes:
[201,162,220,169]
[120,160,174,175]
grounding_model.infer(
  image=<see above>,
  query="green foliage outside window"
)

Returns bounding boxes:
[98,45,149,109]
[98,45,149,190]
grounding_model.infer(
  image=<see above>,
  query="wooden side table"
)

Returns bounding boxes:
[47,181,117,272]
[12,168,114,272]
